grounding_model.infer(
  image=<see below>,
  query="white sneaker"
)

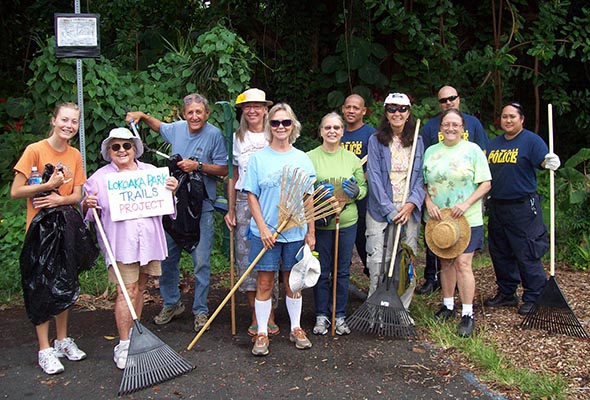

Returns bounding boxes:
[113,341,130,370]
[38,348,64,375]
[313,315,330,335]
[54,337,87,361]
[335,317,351,336]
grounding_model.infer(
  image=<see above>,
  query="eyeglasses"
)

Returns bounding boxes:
[385,105,409,114]
[438,95,459,104]
[269,119,293,128]
[110,142,133,151]
[441,122,463,129]
[242,104,264,111]
[322,125,342,131]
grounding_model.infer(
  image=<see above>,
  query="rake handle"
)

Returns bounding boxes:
[92,208,141,331]
[548,104,555,277]
[331,213,340,336]
[187,219,289,350]
[229,228,236,336]
[386,119,421,279]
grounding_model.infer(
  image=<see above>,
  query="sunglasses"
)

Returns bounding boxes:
[438,95,459,104]
[385,105,409,114]
[110,142,133,151]
[269,119,293,128]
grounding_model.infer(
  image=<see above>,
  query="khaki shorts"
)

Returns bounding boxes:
[107,260,161,285]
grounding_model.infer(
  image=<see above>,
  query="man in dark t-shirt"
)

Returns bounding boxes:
[341,94,375,275]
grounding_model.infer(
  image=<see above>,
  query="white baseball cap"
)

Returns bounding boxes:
[384,93,411,106]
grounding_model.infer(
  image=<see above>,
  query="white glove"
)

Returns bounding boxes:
[544,152,561,171]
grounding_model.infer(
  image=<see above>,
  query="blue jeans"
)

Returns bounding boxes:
[159,210,214,315]
[313,224,357,318]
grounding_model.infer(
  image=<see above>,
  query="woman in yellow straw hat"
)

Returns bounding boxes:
[224,88,280,337]
[423,108,491,337]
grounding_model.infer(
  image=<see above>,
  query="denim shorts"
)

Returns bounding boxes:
[248,235,304,272]
[464,225,484,253]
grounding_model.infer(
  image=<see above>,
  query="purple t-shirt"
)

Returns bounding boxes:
[84,160,170,267]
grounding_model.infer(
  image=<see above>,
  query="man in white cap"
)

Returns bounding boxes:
[417,85,488,295]
[126,94,228,333]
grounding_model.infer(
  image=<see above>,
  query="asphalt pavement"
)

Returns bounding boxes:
[0,286,506,399]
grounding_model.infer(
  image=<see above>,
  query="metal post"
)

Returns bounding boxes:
[74,0,87,173]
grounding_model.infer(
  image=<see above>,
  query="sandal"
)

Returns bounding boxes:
[247,325,257,336]
[268,323,280,336]
[247,323,281,337]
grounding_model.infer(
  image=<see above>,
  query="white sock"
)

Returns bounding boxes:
[462,304,473,317]
[286,296,302,331]
[119,339,130,346]
[443,297,454,311]
[254,298,272,335]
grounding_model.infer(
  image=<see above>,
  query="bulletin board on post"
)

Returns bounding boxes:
[54,13,101,58]
[106,167,175,222]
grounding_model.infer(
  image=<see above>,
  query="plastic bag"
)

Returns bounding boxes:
[20,205,99,325]
[162,154,206,252]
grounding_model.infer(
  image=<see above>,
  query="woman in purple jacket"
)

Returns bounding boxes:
[365,93,425,297]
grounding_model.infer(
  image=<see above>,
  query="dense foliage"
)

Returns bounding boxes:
[1,0,589,302]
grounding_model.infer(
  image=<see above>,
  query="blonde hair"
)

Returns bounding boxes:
[236,106,269,142]
[265,103,302,144]
[49,102,80,136]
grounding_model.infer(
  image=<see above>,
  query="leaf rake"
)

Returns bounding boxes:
[347,119,421,339]
[92,209,194,396]
[521,104,589,339]
[187,166,340,350]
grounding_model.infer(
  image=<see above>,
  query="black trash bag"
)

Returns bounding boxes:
[163,154,207,253]
[34,163,61,198]
[20,205,99,325]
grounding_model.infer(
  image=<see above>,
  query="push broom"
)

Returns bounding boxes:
[91,209,194,396]
[520,104,589,338]
[347,120,421,338]
[187,166,341,350]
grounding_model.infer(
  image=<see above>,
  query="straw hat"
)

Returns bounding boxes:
[235,88,273,107]
[100,127,144,162]
[425,208,471,259]
[289,244,320,294]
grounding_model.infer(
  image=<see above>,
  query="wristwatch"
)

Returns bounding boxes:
[197,161,203,172]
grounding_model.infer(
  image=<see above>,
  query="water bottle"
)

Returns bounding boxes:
[28,166,42,186]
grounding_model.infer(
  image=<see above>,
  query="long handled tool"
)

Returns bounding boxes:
[91,209,194,395]
[520,105,589,338]
[330,211,341,336]
[327,177,349,336]
[187,166,341,350]
[217,100,237,335]
[347,120,421,338]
